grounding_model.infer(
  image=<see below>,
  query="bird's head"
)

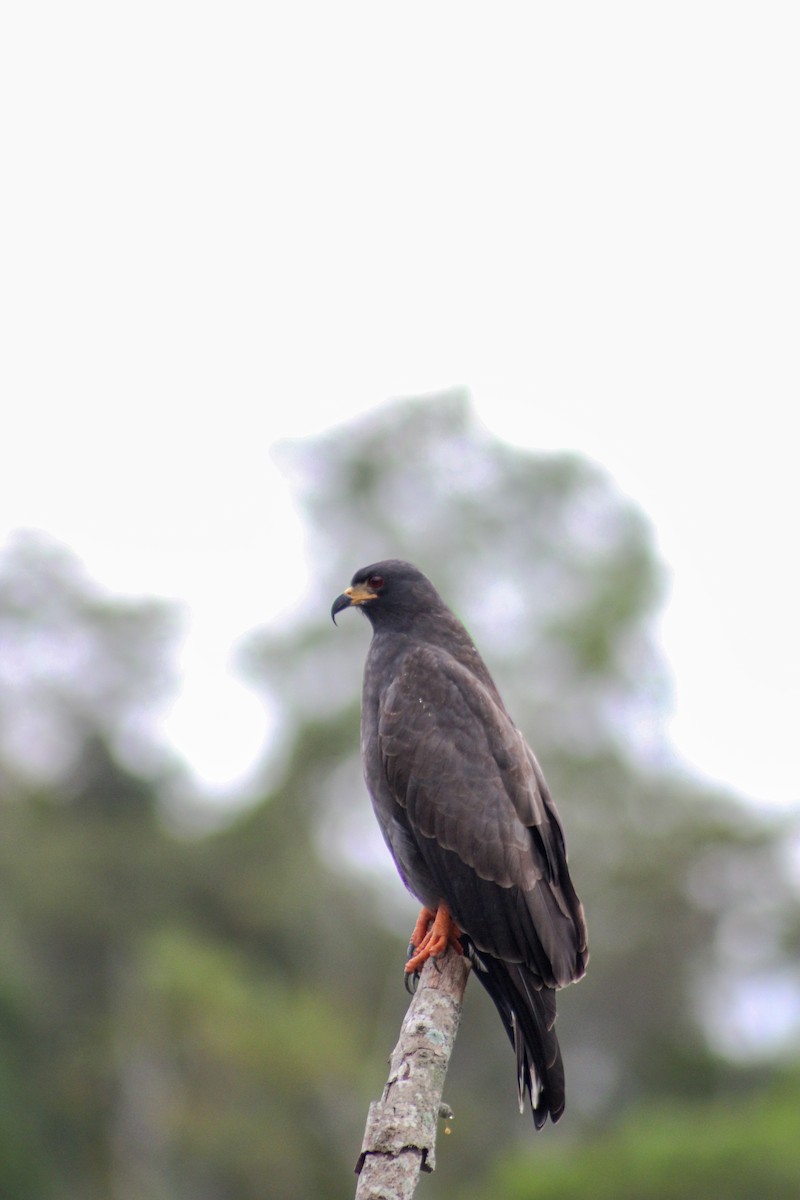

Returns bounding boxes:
[331,560,439,630]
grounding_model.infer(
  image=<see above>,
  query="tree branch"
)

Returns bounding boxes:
[354,947,472,1199]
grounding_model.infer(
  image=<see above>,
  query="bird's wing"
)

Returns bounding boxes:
[377,644,587,988]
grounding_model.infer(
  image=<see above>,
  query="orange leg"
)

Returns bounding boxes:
[408,907,437,953]
[405,903,463,974]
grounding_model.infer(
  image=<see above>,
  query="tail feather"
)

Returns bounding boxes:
[463,936,565,1129]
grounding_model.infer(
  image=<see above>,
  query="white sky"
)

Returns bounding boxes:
[1,4,798,806]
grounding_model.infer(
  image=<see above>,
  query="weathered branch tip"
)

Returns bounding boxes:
[354,948,471,1200]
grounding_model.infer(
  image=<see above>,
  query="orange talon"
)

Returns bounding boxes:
[405,903,463,974]
[408,906,437,952]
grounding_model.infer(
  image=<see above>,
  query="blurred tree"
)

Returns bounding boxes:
[0,531,177,789]
[241,391,800,1194]
[0,533,184,1199]
[0,533,400,1200]
[248,392,667,758]
[473,1066,800,1200]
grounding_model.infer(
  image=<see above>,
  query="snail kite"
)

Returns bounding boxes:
[332,559,588,1127]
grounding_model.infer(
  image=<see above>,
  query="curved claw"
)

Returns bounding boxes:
[404,953,420,995]
[404,903,463,978]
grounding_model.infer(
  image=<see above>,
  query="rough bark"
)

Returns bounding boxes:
[354,948,472,1199]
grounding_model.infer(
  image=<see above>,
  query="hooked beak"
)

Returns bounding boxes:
[331,591,352,624]
[331,582,377,624]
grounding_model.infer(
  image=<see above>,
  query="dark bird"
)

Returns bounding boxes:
[332,559,588,1127]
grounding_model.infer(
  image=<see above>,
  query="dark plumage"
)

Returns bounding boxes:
[332,559,588,1127]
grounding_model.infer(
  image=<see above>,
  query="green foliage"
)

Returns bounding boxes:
[0,974,51,1200]
[259,393,667,754]
[123,928,368,1199]
[482,1071,800,1200]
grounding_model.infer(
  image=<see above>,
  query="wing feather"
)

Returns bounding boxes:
[377,645,587,988]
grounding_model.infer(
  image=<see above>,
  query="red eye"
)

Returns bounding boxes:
[368,574,384,590]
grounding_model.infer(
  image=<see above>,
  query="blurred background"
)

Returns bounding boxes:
[2,5,799,1199]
